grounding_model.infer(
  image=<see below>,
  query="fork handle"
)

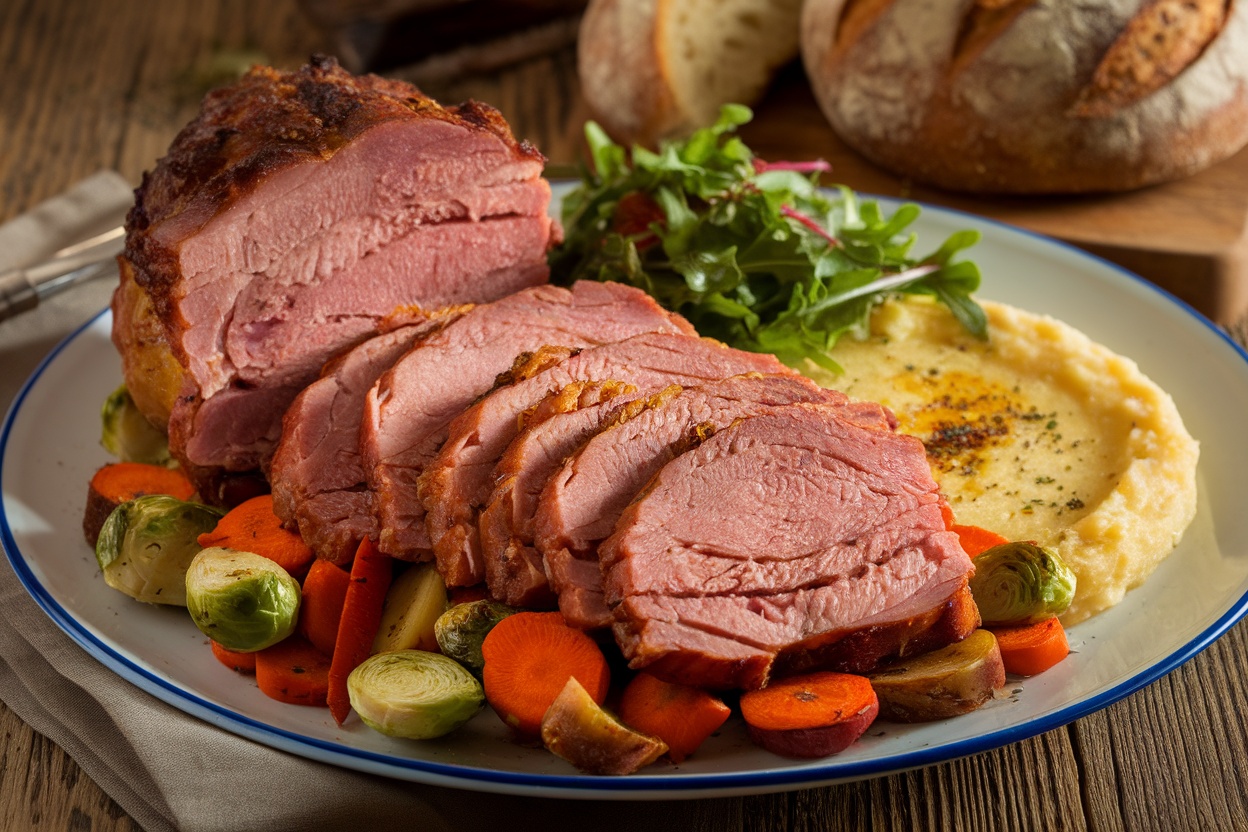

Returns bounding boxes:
[0,267,38,323]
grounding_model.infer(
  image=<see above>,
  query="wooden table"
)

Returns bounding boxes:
[2,2,1247,830]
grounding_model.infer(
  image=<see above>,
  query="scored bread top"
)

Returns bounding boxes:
[801,0,1248,193]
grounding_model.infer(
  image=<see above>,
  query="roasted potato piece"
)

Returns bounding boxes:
[540,677,667,775]
[869,629,1006,722]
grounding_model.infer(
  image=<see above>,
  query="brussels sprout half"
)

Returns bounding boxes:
[95,494,224,605]
[348,650,484,740]
[100,384,171,465]
[434,600,518,673]
[185,547,301,652]
[969,542,1077,626]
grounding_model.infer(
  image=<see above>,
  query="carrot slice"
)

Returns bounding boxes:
[481,611,610,736]
[327,538,393,724]
[740,672,879,758]
[991,617,1070,676]
[196,494,314,579]
[298,559,352,656]
[255,634,331,707]
[210,640,256,674]
[952,524,1010,558]
[83,462,195,546]
[617,672,730,763]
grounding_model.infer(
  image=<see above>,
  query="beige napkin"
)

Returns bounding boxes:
[0,174,698,832]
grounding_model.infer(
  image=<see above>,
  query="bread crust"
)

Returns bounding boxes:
[802,0,1248,193]
[577,0,804,147]
[577,0,683,146]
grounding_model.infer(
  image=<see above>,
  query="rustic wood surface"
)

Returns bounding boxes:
[2,1,1247,830]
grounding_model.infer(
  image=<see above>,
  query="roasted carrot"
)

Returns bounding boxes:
[481,611,610,736]
[196,494,314,579]
[255,634,331,706]
[83,462,195,546]
[210,640,256,674]
[991,617,1070,676]
[327,538,393,724]
[617,672,730,763]
[298,559,352,656]
[952,524,1011,558]
[739,672,879,758]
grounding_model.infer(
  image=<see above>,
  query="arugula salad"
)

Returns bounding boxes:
[550,105,987,371]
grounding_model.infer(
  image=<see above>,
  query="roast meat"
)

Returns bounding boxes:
[268,305,469,565]
[536,373,866,628]
[600,404,977,689]
[477,380,645,608]
[421,334,790,588]
[113,56,556,501]
[361,280,695,560]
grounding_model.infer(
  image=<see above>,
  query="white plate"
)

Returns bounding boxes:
[3,197,1247,799]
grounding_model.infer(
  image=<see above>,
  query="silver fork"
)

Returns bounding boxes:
[0,226,125,322]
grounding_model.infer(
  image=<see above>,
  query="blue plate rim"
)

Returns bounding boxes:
[3,193,1247,796]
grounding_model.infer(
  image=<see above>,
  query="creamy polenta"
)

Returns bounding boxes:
[816,297,1199,625]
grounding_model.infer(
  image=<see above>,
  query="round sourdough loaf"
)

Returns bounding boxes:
[800,0,1248,193]
[577,0,804,147]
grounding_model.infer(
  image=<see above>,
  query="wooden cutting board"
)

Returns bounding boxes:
[740,73,1248,327]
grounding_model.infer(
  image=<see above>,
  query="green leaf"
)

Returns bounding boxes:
[671,247,744,296]
[548,107,987,370]
[585,121,626,182]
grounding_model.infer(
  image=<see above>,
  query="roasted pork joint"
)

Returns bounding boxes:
[113,56,557,499]
[600,405,978,690]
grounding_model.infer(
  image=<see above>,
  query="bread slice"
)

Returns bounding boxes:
[577,0,803,147]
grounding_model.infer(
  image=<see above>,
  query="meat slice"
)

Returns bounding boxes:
[600,405,977,690]
[534,373,861,629]
[269,306,468,565]
[113,56,557,499]
[421,335,792,588]
[478,380,645,608]
[363,281,695,560]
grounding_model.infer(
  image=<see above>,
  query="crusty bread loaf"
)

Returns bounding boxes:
[801,0,1248,194]
[578,0,804,147]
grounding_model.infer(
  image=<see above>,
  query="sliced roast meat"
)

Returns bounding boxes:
[477,380,648,608]
[600,405,977,690]
[362,281,695,560]
[420,335,792,588]
[535,373,862,629]
[269,306,467,565]
[113,56,558,495]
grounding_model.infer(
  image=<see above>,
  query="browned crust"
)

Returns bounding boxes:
[834,0,900,49]
[949,0,1038,73]
[518,379,637,431]
[577,0,678,148]
[124,54,543,330]
[1071,0,1230,117]
[490,345,581,393]
[803,0,1248,193]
